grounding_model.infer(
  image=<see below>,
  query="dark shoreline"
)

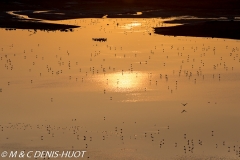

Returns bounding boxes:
[0,0,240,38]
[0,19,79,32]
[154,20,240,40]
[0,11,80,31]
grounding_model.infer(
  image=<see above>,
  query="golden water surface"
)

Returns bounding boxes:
[0,17,240,160]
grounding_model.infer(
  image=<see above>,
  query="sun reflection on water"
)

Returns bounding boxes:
[102,71,147,92]
[121,21,142,30]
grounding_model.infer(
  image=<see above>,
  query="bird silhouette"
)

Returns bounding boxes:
[181,110,187,113]
[181,103,188,106]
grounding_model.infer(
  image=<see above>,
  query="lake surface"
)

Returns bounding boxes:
[0,17,240,160]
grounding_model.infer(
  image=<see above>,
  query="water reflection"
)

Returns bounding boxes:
[135,12,142,15]
[103,71,146,92]
[121,21,142,29]
[0,17,240,160]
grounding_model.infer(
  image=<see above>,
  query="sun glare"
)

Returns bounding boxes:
[121,21,142,30]
[103,72,146,92]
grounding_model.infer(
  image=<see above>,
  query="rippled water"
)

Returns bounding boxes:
[0,17,240,160]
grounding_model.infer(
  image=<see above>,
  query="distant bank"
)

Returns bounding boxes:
[154,20,240,40]
[0,0,239,37]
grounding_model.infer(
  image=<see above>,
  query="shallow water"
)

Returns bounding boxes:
[0,17,240,160]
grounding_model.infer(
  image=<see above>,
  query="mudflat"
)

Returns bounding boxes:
[154,20,240,40]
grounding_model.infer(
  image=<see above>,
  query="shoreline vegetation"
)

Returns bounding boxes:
[0,0,240,39]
